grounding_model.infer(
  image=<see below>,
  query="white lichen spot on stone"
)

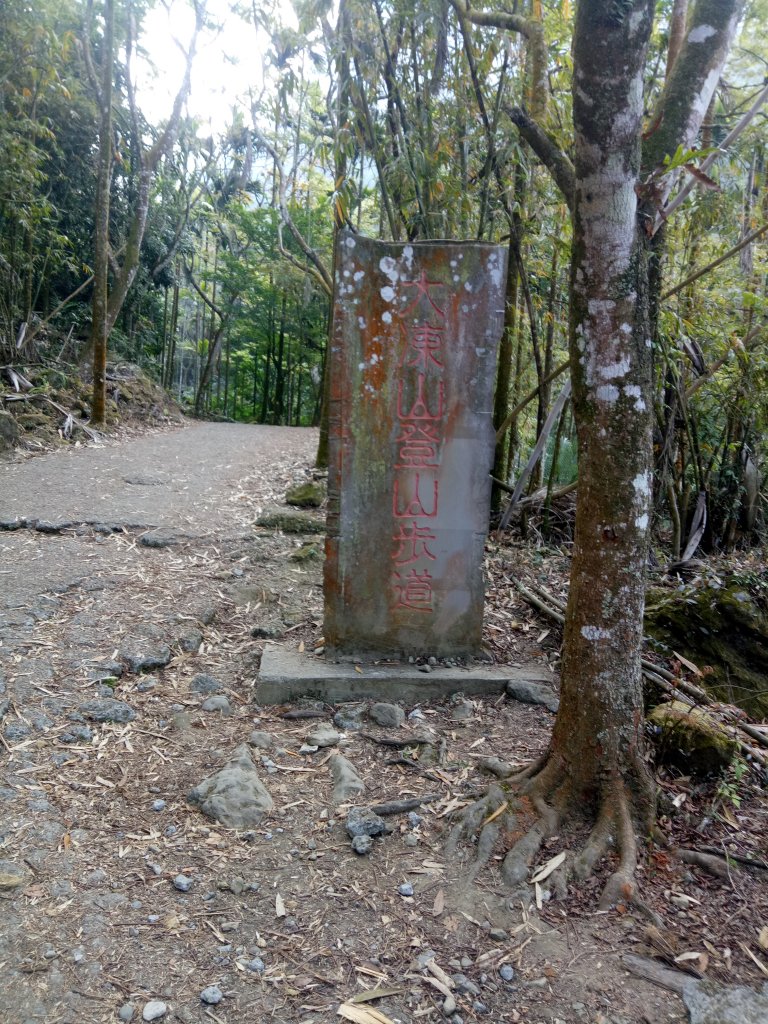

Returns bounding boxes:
[581,625,612,641]
[357,317,366,329]
[379,256,399,286]
[450,259,457,268]
[381,311,392,324]
[688,24,716,44]
[635,513,649,530]
[343,235,356,249]
[464,281,473,293]
[353,270,364,282]
[402,245,414,269]
[596,384,619,403]
[380,286,395,303]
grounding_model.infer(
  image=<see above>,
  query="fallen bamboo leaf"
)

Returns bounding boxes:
[759,927,768,951]
[432,889,445,917]
[481,801,508,826]
[337,1002,397,1023]
[531,851,566,884]
[739,942,768,977]
[673,651,702,676]
[348,988,404,1005]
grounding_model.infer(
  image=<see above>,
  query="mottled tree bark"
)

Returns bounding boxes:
[450,0,746,907]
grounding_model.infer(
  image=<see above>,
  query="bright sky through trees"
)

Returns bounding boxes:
[137,0,263,130]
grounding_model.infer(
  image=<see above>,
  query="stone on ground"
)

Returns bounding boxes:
[506,678,559,713]
[189,673,221,694]
[330,754,364,804]
[121,643,172,674]
[333,704,367,731]
[0,860,31,890]
[649,701,738,774]
[346,806,386,839]
[285,481,325,508]
[369,702,405,728]
[248,730,273,750]
[78,697,136,723]
[201,695,231,715]
[305,722,340,748]
[188,744,273,828]
[141,1001,167,1022]
[683,980,768,1024]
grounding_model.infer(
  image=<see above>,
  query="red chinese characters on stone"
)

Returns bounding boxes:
[390,272,447,615]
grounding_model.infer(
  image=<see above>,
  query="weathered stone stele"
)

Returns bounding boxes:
[324,230,507,659]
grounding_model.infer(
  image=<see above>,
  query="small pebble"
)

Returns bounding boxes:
[472,1001,489,1015]
[118,1004,135,1022]
[164,825,177,837]
[147,915,160,924]
[398,882,414,897]
[173,874,192,892]
[152,799,166,812]
[72,949,85,963]
[488,927,508,942]
[130,900,142,910]
[352,834,373,855]
[417,663,432,673]
[200,985,223,1005]
[247,957,266,973]
[403,834,418,847]
[407,811,422,827]
[142,1001,167,1022]
[499,964,515,982]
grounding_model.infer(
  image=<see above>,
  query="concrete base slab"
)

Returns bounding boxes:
[257,646,556,705]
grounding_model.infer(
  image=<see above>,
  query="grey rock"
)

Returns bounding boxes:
[136,677,157,693]
[488,927,508,942]
[4,722,31,741]
[118,1004,135,1021]
[188,744,273,828]
[60,725,93,743]
[407,812,422,827]
[173,874,193,892]
[351,834,374,855]
[86,661,124,681]
[122,644,172,675]
[179,630,203,653]
[683,980,768,1024]
[172,712,193,732]
[330,754,365,804]
[417,663,432,673]
[453,975,481,997]
[345,806,385,840]
[0,860,31,889]
[306,722,340,748]
[369,702,405,728]
[251,625,284,640]
[200,986,223,1005]
[403,834,418,848]
[152,800,166,812]
[248,730,273,750]
[333,704,367,731]
[398,882,414,897]
[472,1001,489,1015]
[79,698,136,723]
[141,1001,167,1022]
[201,695,231,715]
[247,957,266,973]
[190,673,222,694]
[499,965,515,982]
[506,679,559,713]
[451,700,474,721]
[140,533,177,548]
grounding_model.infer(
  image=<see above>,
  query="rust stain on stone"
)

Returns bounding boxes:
[324,230,508,660]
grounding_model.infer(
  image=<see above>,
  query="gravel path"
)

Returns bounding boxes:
[0,423,750,1024]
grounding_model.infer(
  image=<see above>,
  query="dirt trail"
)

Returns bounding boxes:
[0,422,730,1024]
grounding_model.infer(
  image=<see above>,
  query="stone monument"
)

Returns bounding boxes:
[324,230,508,659]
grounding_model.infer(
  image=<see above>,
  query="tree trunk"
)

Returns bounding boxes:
[89,0,114,425]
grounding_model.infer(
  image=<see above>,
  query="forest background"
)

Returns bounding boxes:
[2,0,765,559]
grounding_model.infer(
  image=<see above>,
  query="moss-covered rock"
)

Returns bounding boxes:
[0,411,18,450]
[645,582,768,718]
[256,511,325,535]
[285,481,325,508]
[290,542,322,563]
[648,700,738,775]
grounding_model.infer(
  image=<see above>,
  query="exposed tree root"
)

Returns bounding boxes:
[447,753,653,912]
